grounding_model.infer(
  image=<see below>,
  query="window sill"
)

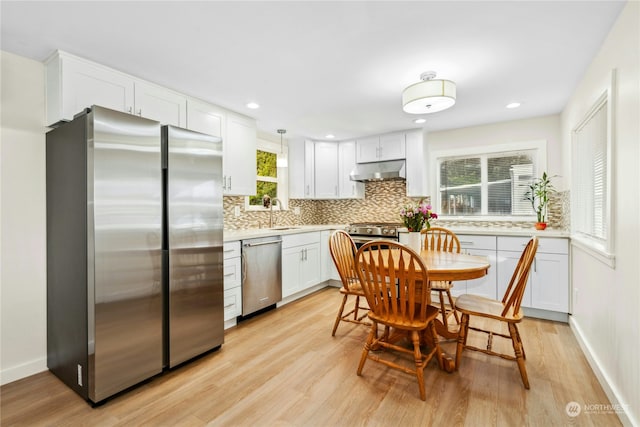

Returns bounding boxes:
[570,235,615,269]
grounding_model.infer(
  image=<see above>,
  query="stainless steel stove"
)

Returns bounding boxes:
[346,222,402,246]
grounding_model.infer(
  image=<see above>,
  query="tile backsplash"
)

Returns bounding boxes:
[223,181,569,230]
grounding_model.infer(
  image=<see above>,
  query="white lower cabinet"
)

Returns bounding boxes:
[223,241,242,328]
[497,236,569,316]
[455,235,497,299]
[320,230,340,282]
[282,232,321,298]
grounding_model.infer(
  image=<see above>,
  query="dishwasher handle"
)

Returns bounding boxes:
[243,239,283,248]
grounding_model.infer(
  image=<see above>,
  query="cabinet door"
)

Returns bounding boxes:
[405,130,427,197]
[225,113,257,195]
[463,248,497,299]
[356,136,380,163]
[530,253,569,312]
[282,247,302,298]
[314,142,339,199]
[288,140,306,199]
[187,98,225,138]
[338,141,364,198]
[134,81,186,126]
[51,54,134,124]
[379,132,406,161]
[497,250,533,308]
[300,243,321,290]
[304,140,315,198]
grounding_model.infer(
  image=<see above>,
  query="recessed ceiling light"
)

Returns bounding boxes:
[506,102,521,109]
[413,118,426,124]
[325,134,335,139]
[246,102,260,109]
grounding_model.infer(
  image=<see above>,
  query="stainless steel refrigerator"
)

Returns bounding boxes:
[162,125,223,368]
[46,106,223,403]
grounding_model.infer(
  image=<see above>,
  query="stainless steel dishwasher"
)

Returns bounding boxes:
[241,236,283,315]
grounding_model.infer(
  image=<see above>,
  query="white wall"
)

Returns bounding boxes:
[0,51,48,384]
[427,114,563,187]
[560,2,639,425]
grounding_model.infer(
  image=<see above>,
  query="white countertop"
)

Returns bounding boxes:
[400,226,570,238]
[224,224,569,242]
[224,224,347,242]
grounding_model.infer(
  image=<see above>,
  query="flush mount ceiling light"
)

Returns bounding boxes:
[402,71,456,114]
[506,102,521,109]
[276,129,288,168]
[325,134,335,139]
[246,102,260,109]
[413,118,426,124]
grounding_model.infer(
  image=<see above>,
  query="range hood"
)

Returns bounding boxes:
[349,160,406,182]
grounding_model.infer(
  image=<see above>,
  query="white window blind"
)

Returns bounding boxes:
[438,150,537,216]
[572,96,608,243]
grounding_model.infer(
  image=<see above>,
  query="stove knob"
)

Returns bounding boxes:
[367,228,372,234]
[382,228,388,235]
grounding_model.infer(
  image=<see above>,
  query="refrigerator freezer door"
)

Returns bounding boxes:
[88,106,163,402]
[164,126,224,367]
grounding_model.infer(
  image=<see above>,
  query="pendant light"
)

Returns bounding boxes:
[402,71,456,114]
[276,129,288,168]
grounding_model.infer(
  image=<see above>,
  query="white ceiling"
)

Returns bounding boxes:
[1,1,626,141]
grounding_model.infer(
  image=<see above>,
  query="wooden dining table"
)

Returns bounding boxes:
[366,248,491,339]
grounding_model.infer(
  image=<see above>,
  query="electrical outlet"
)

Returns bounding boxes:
[293,207,301,215]
[234,206,241,217]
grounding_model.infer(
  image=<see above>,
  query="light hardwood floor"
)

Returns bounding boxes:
[1,287,622,426]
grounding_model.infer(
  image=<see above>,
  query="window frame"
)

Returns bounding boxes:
[570,70,615,267]
[431,140,547,221]
[244,137,289,211]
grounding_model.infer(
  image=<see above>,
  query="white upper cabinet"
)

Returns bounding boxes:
[356,132,406,163]
[314,142,339,199]
[186,98,225,138]
[46,51,186,127]
[224,112,257,196]
[379,132,406,160]
[338,141,364,199]
[405,130,428,197]
[134,81,186,127]
[289,140,315,199]
[46,52,134,125]
[304,140,315,198]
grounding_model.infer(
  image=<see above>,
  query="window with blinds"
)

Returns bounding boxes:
[439,150,537,217]
[572,91,610,248]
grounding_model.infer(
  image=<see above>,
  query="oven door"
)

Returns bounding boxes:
[350,235,399,249]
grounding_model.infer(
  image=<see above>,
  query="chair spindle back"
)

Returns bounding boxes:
[356,241,431,323]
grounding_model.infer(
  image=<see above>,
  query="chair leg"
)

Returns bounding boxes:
[357,322,377,376]
[514,323,526,360]
[455,313,469,371]
[508,322,530,389]
[438,290,448,326]
[354,296,360,320]
[428,321,445,371]
[332,294,348,336]
[445,289,460,324]
[411,330,426,401]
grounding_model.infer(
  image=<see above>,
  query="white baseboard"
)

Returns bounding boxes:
[277,283,328,307]
[569,317,636,426]
[1,357,47,386]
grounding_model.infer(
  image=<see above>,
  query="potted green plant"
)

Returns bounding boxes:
[524,172,555,230]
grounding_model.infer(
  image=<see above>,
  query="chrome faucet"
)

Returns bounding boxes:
[270,198,284,228]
